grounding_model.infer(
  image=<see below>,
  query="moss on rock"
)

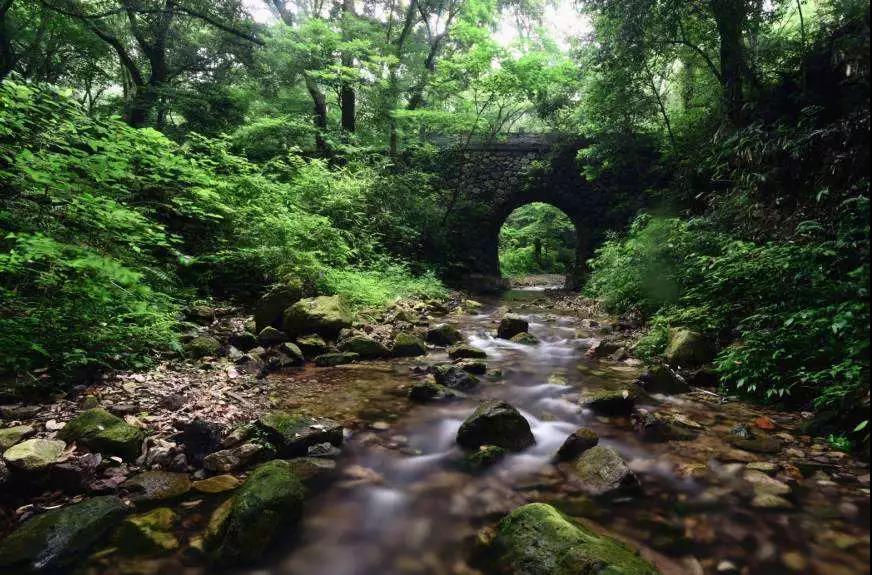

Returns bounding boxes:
[283,296,353,339]
[58,408,145,460]
[0,496,127,572]
[491,503,659,575]
[205,460,306,565]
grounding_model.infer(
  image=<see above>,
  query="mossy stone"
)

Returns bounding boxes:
[58,408,145,460]
[664,328,715,366]
[206,460,306,565]
[510,332,540,345]
[497,314,529,339]
[338,335,389,359]
[257,410,343,457]
[491,503,659,575]
[0,425,35,450]
[255,282,302,333]
[425,324,464,346]
[113,507,179,556]
[314,352,359,367]
[572,446,639,496]
[0,496,127,572]
[457,400,535,452]
[282,296,353,339]
[2,438,65,470]
[448,344,488,360]
[185,336,221,358]
[391,332,428,357]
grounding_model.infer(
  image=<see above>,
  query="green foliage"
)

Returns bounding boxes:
[499,203,576,276]
[587,211,870,424]
[0,81,446,386]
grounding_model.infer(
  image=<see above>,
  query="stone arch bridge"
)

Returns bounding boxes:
[435,134,637,292]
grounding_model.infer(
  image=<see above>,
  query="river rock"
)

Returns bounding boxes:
[432,364,479,391]
[205,459,306,564]
[0,495,127,572]
[202,443,263,473]
[113,507,179,555]
[743,469,791,496]
[228,331,258,352]
[637,364,689,395]
[274,342,305,366]
[257,326,287,346]
[580,385,643,416]
[180,419,224,466]
[426,324,463,346]
[665,328,716,366]
[632,411,697,442]
[296,334,330,357]
[510,332,540,345]
[0,425,35,450]
[338,335,389,359]
[185,335,221,358]
[751,493,794,510]
[193,475,242,494]
[464,445,507,472]
[448,344,487,360]
[283,296,353,339]
[391,332,428,357]
[2,438,66,471]
[555,427,599,462]
[727,435,783,454]
[490,503,659,575]
[255,283,302,332]
[59,408,145,460]
[457,400,535,452]
[571,445,640,496]
[497,314,528,339]
[256,411,343,457]
[454,358,488,374]
[408,380,458,402]
[122,471,191,502]
[314,352,359,367]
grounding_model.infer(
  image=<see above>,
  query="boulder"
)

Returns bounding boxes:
[497,314,529,339]
[185,336,221,358]
[227,332,258,352]
[338,335,389,359]
[665,328,716,366]
[408,380,458,403]
[457,400,535,452]
[571,446,639,496]
[555,428,599,462]
[510,332,540,345]
[490,503,659,575]
[426,324,464,346]
[205,460,306,564]
[0,425,35,450]
[202,443,263,473]
[636,364,689,395]
[180,419,223,466]
[296,334,330,357]
[282,296,353,339]
[113,507,179,556]
[59,408,145,460]
[255,283,302,333]
[580,385,644,416]
[2,438,65,471]
[275,342,305,366]
[314,352,359,367]
[193,475,241,494]
[632,412,697,442]
[0,496,127,572]
[257,326,287,347]
[391,332,428,357]
[121,471,191,502]
[448,344,488,360]
[256,411,343,457]
[454,358,488,374]
[432,364,479,391]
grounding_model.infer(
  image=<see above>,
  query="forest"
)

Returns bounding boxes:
[0,0,869,574]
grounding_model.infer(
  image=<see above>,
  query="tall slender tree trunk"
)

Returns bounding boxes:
[711,0,746,126]
[0,0,17,80]
[305,75,329,152]
[339,0,356,132]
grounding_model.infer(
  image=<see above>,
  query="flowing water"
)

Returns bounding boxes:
[246,288,870,575]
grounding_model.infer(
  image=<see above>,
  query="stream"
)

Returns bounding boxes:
[246,286,871,575]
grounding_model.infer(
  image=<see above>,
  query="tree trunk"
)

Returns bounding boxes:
[711,0,746,126]
[0,1,16,80]
[305,75,329,152]
[339,0,355,132]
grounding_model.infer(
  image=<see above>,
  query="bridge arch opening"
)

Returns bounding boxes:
[498,202,578,288]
